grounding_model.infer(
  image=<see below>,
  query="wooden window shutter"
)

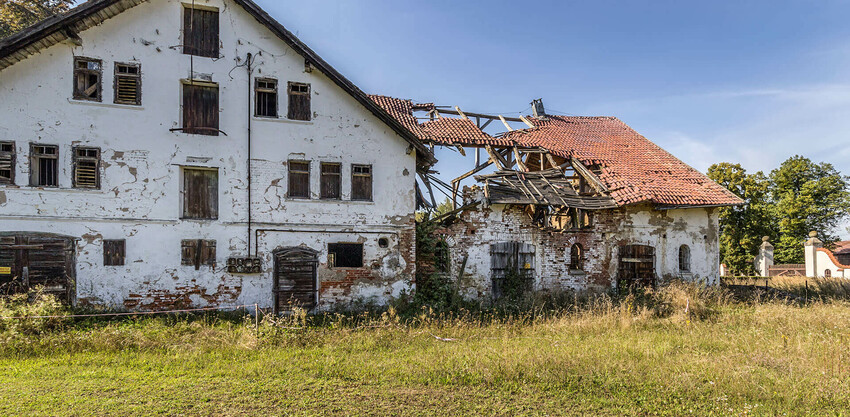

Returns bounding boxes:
[320,163,341,200]
[73,147,100,189]
[181,239,216,270]
[352,164,372,201]
[182,83,219,136]
[103,240,126,266]
[0,142,15,184]
[288,161,310,198]
[114,63,141,105]
[287,83,311,121]
[182,168,218,219]
[183,7,219,58]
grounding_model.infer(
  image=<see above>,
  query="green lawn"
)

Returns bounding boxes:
[1,295,849,416]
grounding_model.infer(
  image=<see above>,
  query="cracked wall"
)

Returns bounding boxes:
[0,0,417,310]
[437,191,720,299]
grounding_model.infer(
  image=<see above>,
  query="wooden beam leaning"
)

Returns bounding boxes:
[484,145,507,170]
[519,115,536,128]
[571,157,609,193]
[513,147,529,172]
[435,108,524,123]
[455,106,469,120]
[499,115,514,131]
[418,173,438,208]
[545,152,561,170]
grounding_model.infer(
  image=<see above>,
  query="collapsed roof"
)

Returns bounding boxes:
[371,95,743,209]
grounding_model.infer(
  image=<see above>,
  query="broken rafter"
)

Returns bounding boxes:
[433,108,524,123]
[570,157,609,193]
[513,147,529,172]
[418,173,438,208]
[485,145,507,170]
[499,115,514,131]
[519,115,536,128]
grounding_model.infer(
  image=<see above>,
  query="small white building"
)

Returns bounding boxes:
[0,0,435,312]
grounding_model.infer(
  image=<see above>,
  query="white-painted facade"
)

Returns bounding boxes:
[805,234,849,278]
[0,0,419,310]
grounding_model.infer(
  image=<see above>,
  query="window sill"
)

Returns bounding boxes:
[68,98,144,111]
[5,186,107,193]
[284,198,375,205]
[252,116,314,125]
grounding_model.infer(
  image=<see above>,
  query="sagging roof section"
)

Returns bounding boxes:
[371,95,744,209]
[0,0,436,166]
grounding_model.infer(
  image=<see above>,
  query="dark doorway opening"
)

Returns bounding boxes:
[618,244,656,292]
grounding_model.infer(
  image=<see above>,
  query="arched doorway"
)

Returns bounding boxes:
[0,232,76,303]
[273,247,319,313]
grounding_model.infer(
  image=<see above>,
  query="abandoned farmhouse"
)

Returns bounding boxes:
[0,0,742,311]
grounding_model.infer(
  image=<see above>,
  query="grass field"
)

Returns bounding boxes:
[1,283,849,416]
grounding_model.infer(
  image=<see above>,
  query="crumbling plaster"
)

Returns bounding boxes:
[0,0,417,310]
[438,191,720,299]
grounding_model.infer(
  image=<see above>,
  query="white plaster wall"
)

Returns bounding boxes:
[0,0,418,309]
[809,250,848,279]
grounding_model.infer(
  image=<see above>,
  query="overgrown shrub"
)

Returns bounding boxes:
[0,287,69,336]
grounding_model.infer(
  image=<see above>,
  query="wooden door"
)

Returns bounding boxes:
[0,233,75,302]
[618,245,656,291]
[274,248,319,313]
[490,241,535,299]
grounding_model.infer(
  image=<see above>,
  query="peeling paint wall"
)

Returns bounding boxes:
[437,191,720,299]
[0,0,417,310]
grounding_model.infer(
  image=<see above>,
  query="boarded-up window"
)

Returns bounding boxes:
[73,147,100,189]
[491,242,535,299]
[255,78,278,117]
[0,142,14,185]
[181,239,216,270]
[103,240,125,266]
[183,7,219,58]
[288,161,310,199]
[618,245,656,291]
[287,82,311,121]
[30,144,58,187]
[328,243,363,268]
[114,63,141,105]
[182,83,219,136]
[351,164,372,201]
[320,163,341,200]
[182,168,218,219]
[73,57,102,101]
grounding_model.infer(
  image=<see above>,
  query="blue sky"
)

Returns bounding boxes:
[258,0,850,234]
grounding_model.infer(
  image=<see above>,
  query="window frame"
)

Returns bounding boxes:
[287,82,311,121]
[182,6,220,58]
[255,78,278,118]
[182,81,220,136]
[0,141,15,185]
[679,245,691,273]
[73,57,103,102]
[72,146,101,190]
[114,62,142,106]
[288,160,311,199]
[181,239,217,270]
[181,167,219,220]
[570,243,584,271]
[103,239,126,266]
[328,243,364,268]
[351,164,373,202]
[320,162,342,200]
[29,144,59,188]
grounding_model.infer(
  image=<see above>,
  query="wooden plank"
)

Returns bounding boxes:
[513,147,528,172]
[484,145,506,170]
[499,115,513,131]
[571,158,608,193]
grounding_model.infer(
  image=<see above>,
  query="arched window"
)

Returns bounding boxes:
[570,243,584,271]
[825,269,832,278]
[679,245,691,272]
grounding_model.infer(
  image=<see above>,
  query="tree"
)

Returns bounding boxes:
[707,163,774,275]
[769,156,850,264]
[0,0,74,39]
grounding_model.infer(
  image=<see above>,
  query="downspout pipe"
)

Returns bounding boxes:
[247,52,253,256]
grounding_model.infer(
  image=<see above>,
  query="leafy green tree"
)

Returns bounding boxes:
[0,0,74,39]
[707,163,774,275]
[769,156,850,263]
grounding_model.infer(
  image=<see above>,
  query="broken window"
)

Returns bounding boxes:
[568,208,592,229]
[0,142,15,185]
[182,168,218,219]
[103,240,126,266]
[320,162,341,200]
[114,63,141,105]
[328,243,363,268]
[351,164,372,201]
[73,57,102,101]
[570,243,584,271]
[679,245,691,272]
[29,144,58,187]
[72,147,100,189]
[183,6,219,58]
[255,78,278,117]
[490,242,535,299]
[181,239,216,270]
[288,160,310,199]
[287,82,311,121]
[182,82,219,136]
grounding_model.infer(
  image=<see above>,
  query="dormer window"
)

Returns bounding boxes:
[183,6,219,58]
